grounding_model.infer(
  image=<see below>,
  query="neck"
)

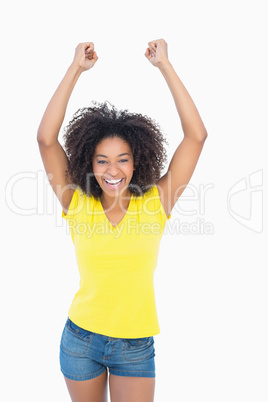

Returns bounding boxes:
[100,189,132,209]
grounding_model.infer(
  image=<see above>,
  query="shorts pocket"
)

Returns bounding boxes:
[123,336,154,362]
[61,319,94,357]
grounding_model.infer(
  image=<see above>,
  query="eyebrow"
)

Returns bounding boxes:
[95,153,130,158]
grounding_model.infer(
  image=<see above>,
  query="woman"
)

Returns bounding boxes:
[37,39,207,402]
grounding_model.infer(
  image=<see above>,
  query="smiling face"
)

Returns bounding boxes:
[92,137,135,200]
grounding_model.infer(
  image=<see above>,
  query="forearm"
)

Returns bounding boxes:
[37,63,83,145]
[158,61,207,141]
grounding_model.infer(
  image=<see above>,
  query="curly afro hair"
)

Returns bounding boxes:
[63,100,169,199]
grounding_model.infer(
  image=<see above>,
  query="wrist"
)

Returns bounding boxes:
[158,60,173,72]
[68,62,84,77]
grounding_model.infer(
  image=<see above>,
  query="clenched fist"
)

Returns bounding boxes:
[72,42,98,72]
[145,39,169,68]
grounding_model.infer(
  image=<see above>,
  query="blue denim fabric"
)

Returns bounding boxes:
[59,317,156,381]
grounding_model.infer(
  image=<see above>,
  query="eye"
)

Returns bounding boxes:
[97,159,128,164]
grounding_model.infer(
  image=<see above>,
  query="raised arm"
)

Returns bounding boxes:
[37,42,98,213]
[145,39,208,217]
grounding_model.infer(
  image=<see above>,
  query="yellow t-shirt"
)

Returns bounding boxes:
[62,184,171,338]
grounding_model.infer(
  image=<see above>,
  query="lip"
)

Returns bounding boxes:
[103,178,125,189]
[104,178,123,181]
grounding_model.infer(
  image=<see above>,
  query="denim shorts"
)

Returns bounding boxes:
[59,317,156,381]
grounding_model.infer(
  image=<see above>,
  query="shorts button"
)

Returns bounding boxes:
[138,340,142,344]
[76,329,79,333]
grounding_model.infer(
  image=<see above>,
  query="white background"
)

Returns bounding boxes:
[1,0,267,401]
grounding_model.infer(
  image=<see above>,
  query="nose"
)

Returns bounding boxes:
[106,162,120,176]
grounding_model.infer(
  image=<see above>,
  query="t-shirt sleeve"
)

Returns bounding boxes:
[62,187,84,222]
[153,184,171,221]
[144,184,171,224]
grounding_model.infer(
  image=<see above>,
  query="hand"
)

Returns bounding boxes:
[72,42,98,72]
[145,39,170,68]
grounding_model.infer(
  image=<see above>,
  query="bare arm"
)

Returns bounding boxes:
[158,62,207,141]
[145,39,208,216]
[37,63,83,146]
[37,42,98,212]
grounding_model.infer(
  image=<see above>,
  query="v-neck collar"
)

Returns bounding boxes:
[99,193,133,231]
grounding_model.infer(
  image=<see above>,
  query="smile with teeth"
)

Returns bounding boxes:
[103,178,124,188]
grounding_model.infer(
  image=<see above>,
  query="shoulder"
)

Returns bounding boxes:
[62,186,87,218]
[155,179,170,220]
[142,183,171,220]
